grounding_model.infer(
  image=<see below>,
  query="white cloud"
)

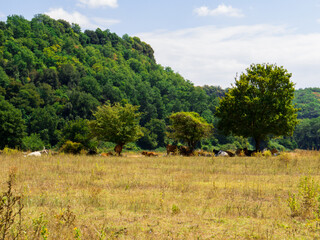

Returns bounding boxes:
[194,4,244,18]
[77,0,118,8]
[93,17,120,27]
[138,25,320,89]
[45,8,119,30]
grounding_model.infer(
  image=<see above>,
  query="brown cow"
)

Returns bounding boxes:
[271,148,280,156]
[141,151,159,157]
[225,150,235,157]
[114,144,123,156]
[100,151,114,157]
[179,146,194,156]
[235,148,244,156]
[166,144,178,155]
[236,148,256,156]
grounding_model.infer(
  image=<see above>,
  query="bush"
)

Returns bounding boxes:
[60,141,84,154]
[267,140,286,152]
[263,150,272,158]
[21,133,45,151]
[287,176,320,219]
[123,142,140,151]
[2,147,20,155]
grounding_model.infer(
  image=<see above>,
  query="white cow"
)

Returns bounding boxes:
[215,150,229,157]
[26,148,49,157]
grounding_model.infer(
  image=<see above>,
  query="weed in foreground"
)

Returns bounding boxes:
[0,168,24,240]
[55,205,76,227]
[32,213,49,239]
[288,176,320,219]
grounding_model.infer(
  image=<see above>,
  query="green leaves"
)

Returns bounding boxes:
[167,112,213,150]
[89,102,144,146]
[215,63,299,150]
[0,96,26,148]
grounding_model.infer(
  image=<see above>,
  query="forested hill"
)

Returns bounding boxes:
[0,14,319,151]
[0,14,223,150]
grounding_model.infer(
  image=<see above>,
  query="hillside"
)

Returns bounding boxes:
[294,88,320,119]
[0,14,223,150]
[0,14,319,151]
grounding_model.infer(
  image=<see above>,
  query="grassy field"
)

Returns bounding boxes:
[1,150,320,239]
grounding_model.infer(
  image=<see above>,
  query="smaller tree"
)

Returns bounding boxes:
[59,118,94,150]
[167,112,213,151]
[89,102,144,155]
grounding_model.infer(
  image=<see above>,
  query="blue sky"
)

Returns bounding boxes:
[1,0,320,88]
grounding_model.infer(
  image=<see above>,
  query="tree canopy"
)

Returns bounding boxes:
[167,112,213,151]
[89,102,144,154]
[215,63,299,151]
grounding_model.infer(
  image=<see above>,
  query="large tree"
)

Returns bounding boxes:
[215,63,299,151]
[89,102,144,155]
[167,112,213,151]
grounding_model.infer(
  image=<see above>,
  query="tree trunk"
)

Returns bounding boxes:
[255,138,261,152]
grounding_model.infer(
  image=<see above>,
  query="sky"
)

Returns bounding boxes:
[1,0,320,89]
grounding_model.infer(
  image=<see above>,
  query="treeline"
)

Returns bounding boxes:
[0,14,319,151]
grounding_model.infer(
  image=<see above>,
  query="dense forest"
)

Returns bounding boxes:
[0,14,319,151]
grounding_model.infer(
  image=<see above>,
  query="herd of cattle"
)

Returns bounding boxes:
[162,144,279,157]
[22,144,279,157]
[140,144,280,157]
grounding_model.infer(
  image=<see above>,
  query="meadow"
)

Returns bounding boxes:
[1,150,320,239]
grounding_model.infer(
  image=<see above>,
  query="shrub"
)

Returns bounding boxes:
[60,141,84,154]
[21,133,45,151]
[2,147,20,155]
[263,150,272,158]
[287,176,320,219]
[171,204,181,215]
[123,142,140,151]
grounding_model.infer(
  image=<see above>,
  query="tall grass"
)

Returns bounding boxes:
[1,150,320,239]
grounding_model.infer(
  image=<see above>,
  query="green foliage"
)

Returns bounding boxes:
[21,133,45,151]
[215,63,299,150]
[89,102,144,147]
[0,67,10,88]
[0,96,25,149]
[293,88,320,119]
[0,14,317,150]
[138,119,167,149]
[171,204,181,215]
[79,76,102,99]
[288,176,320,219]
[59,118,95,150]
[167,112,213,150]
[0,14,224,149]
[293,117,320,150]
[62,90,100,120]
[28,106,60,146]
[32,213,49,239]
[60,141,84,154]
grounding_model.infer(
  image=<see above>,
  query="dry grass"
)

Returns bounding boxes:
[1,150,320,239]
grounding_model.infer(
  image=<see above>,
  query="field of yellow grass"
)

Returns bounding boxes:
[1,150,320,239]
